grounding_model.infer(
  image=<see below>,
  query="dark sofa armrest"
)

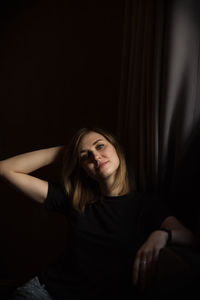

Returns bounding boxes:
[148,246,200,298]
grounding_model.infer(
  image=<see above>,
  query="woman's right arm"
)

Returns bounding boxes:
[0,146,65,204]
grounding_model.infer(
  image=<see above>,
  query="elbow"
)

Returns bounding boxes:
[0,160,13,178]
[0,161,5,177]
[161,216,198,248]
[161,216,185,230]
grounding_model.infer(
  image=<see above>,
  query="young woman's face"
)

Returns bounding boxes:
[78,131,120,183]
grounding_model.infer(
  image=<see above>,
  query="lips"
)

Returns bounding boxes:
[98,161,109,169]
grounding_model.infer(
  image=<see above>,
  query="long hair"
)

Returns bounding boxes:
[61,127,130,213]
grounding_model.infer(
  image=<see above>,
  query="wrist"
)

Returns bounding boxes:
[158,228,172,246]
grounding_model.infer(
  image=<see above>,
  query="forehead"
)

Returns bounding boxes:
[79,132,106,151]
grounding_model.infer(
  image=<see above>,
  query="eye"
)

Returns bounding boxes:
[96,144,104,150]
[80,153,89,161]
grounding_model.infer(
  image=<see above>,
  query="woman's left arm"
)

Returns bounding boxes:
[160,216,197,247]
[132,216,198,289]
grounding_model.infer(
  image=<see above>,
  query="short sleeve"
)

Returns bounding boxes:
[138,193,172,238]
[44,181,70,215]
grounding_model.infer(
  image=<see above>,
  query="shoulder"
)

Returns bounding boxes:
[46,181,68,200]
[48,181,67,193]
[136,190,163,205]
[44,181,70,214]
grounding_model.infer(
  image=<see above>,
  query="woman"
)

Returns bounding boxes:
[0,127,197,300]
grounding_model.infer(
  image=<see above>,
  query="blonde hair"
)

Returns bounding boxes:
[61,127,130,213]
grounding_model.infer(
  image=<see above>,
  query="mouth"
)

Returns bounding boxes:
[98,161,109,169]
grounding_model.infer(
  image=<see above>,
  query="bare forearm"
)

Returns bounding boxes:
[169,228,197,247]
[0,146,65,175]
[161,216,197,248]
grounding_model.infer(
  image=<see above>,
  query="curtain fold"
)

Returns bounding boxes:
[158,0,200,191]
[117,0,166,191]
[117,0,200,193]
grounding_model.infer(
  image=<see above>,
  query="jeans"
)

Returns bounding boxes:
[8,276,54,300]
[7,276,143,300]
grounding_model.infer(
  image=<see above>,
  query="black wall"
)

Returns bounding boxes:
[0,0,124,280]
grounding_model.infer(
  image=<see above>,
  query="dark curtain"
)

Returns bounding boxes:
[158,0,200,191]
[117,0,166,191]
[117,0,200,204]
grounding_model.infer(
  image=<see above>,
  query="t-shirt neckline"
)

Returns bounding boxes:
[103,189,135,202]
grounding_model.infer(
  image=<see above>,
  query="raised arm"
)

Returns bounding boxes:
[0,146,65,204]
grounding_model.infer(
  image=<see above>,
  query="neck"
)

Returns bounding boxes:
[99,177,122,197]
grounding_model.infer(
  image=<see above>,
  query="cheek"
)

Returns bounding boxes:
[109,150,120,170]
[82,163,95,176]
[114,155,120,169]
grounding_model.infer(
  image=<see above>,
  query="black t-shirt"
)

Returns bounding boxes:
[38,181,171,299]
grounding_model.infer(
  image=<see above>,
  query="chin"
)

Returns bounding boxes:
[99,169,116,179]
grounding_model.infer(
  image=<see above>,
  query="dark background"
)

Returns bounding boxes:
[0,0,124,280]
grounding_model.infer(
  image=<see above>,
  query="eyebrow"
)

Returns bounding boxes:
[80,139,104,153]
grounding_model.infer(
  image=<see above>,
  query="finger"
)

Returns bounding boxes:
[151,250,160,278]
[139,256,148,289]
[145,254,154,288]
[132,257,140,286]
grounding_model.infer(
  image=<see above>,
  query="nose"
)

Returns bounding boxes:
[91,151,101,164]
